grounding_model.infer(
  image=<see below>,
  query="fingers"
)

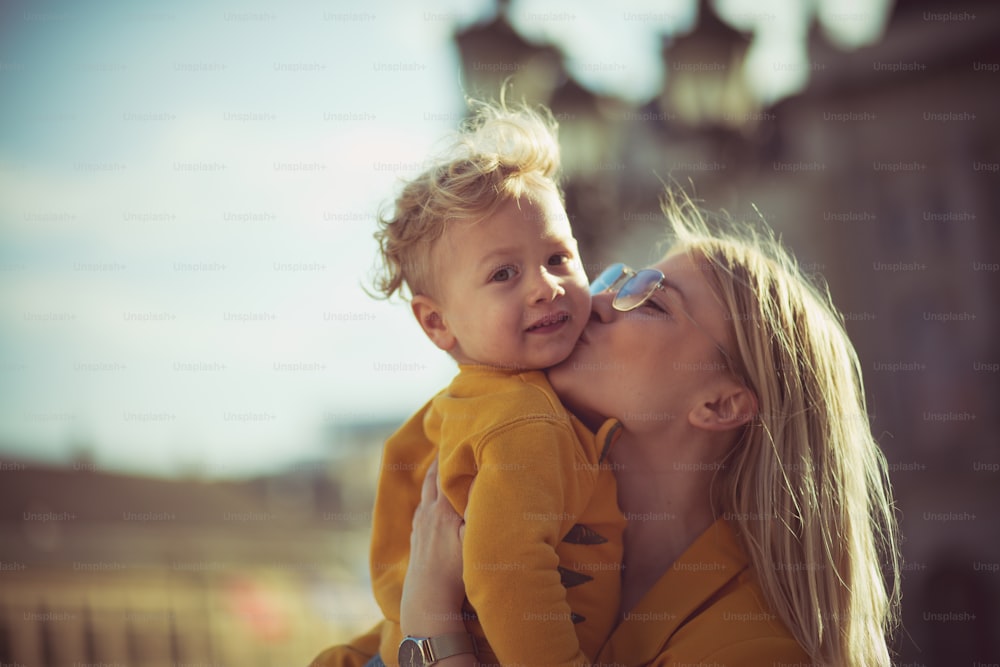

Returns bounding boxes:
[463,477,475,523]
[420,457,439,504]
[436,456,447,497]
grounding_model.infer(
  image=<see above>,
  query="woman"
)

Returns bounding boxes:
[315,195,901,666]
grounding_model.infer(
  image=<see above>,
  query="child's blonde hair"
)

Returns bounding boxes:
[372,99,562,300]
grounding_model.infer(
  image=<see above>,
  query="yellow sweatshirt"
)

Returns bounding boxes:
[370,365,625,667]
[310,521,808,667]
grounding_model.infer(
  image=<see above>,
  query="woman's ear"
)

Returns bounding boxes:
[689,380,757,432]
[411,296,457,352]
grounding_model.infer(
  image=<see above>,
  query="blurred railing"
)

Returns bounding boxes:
[0,555,380,666]
[0,454,387,665]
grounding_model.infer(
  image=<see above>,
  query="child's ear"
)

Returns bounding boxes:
[688,380,757,432]
[411,295,457,352]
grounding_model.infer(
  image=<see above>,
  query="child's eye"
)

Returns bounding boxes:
[548,253,570,266]
[491,265,517,282]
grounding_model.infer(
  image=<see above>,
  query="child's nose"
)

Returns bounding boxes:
[530,267,565,303]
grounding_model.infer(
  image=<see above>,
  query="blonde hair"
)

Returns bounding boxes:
[371,99,562,300]
[662,192,900,666]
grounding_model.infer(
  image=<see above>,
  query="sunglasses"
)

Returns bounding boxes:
[590,262,741,376]
[589,262,670,311]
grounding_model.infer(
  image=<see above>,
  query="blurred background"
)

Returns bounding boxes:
[1,0,997,664]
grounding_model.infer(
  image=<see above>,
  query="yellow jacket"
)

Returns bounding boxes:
[370,366,625,667]
[311,518,810,667]
[594,518,809,666]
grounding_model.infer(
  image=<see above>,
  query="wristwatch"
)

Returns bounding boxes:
[398,632,476,667]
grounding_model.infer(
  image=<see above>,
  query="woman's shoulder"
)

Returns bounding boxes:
[649,634,811,667]
[604,519,811,666]
[655,560,812,666]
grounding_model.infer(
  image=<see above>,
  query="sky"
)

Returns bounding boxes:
[0,0,891,477]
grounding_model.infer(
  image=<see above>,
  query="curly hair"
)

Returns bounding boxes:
[371,99,563,300]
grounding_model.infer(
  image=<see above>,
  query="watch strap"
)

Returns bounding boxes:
[423,631,477,663]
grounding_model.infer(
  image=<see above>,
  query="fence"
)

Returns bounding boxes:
[0,558,380,666]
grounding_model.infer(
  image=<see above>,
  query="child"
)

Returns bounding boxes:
[367,100,624,667]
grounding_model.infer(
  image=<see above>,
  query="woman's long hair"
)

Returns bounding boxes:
[663,192,901,666]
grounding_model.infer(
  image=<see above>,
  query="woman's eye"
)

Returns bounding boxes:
[639,299,670,315]
[491,266,516,282]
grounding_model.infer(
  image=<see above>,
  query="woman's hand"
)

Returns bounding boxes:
[399,458,469,637]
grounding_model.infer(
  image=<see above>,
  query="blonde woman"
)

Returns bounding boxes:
[367,194,902,666]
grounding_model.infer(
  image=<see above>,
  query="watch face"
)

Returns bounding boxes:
[398,638,424,667]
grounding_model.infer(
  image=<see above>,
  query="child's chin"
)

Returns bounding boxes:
[539,347,577,370]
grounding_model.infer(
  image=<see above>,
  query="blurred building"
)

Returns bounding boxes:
[457,0,1000,663]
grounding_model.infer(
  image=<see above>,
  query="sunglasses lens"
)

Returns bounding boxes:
[614,269,662,310]
[590,262,626,295]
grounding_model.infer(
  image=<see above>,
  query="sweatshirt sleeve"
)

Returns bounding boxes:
[309,622,383,667]
[455,417,592,667]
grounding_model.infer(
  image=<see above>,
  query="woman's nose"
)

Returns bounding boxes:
[589,290,617,323]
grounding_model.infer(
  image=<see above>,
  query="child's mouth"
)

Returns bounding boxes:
[526,311,570,333]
